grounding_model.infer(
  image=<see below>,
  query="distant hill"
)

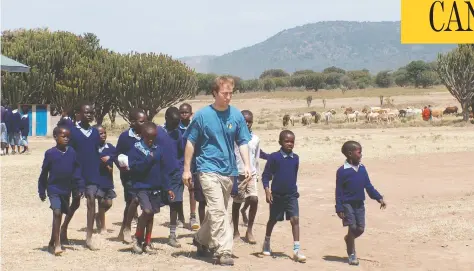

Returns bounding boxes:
[179,21,456,79]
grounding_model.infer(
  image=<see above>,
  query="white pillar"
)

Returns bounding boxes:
[47,104,52,136]
[32,105,37,137]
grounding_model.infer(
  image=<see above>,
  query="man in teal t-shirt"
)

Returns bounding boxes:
[183,76,251,266]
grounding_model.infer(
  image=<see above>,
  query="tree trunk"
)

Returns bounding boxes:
[96,113,106,125]
[462,101,470,121]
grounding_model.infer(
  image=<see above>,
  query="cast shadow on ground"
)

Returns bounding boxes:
[250,251,290,259]
[323,255,378,264]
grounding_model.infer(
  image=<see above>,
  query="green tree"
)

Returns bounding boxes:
[293,69,314,76]
[323,66,346,74]
[262,78,276,91]
[375,71,393,88]
[436,45,474,121]
[324,72,344,87]
[259,69,289,79]
[393,68,410,87]
[405,60,430,87]
[196,73,218,95]
[304,72,326,91]
[116,53,198,122]
[418,70,437,88]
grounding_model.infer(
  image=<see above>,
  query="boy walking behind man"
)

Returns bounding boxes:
[261,130,306,263]
[336,140,386,265]
[232,110,260,244]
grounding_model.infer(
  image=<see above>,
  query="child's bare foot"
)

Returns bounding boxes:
[241,209,248,226]
[233,231,241,241]
[86,238,99,251]
[54,246,64,256]
[245,231,256,244]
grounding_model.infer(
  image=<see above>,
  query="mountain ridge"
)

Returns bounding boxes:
[179,21,456,79]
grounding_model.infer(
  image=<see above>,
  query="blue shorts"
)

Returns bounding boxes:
[0,123,7,143]
[19,136,28,146]
[49,194,71,214]
[192,173,206,203]
[269,192,299,221]
[8,132,20,146]
[85,184,117,200]
[134,190,162,214]
[342,201,365,229]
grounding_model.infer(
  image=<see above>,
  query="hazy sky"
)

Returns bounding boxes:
[1,0,400,58]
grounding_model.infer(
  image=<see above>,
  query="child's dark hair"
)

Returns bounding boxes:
[129,108,146,121]
[77,100,92,112]
[165,106,180,119]
[279,130,295,141]
[179,103,192,111]
[93,124,105,130]
[241,110,253,118]
[141,121,157,134]
[341,140,362,156]
[53,126,70,137]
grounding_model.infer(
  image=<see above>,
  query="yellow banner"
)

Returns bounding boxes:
[401,0,474,43]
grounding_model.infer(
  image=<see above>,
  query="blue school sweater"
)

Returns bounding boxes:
[156,126,180,175]
[262,149,299,195]
[7,110,21,133]
[97,143,117,189]
[162,125,184,172]
[68,124,102,187]
[116,129,141,187]
[127,141,172,190]
[335,162,383,213]
[20,114,29,137]
[38,147,85,196]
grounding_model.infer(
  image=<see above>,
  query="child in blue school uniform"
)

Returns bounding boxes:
[38,126,84,256]
[127,121,175,254]
[61,101,102,251]
[19,105,30,154]
[94,124,117,234]
[57,109,74,128]
[116,108,147,244]
[7,107,21,155]
[335,140,387,266]
[162,106,185,248]
[178,103,200,231]
[261,130,306,263]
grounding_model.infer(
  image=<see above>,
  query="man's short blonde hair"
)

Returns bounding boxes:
[211,76,234,95]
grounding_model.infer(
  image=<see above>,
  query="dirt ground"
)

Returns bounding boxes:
[1,90,474,271]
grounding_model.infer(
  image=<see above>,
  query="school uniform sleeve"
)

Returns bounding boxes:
[185,114,202,145]
[261,154,275,190]
[38,151,51,196]
[105,144,118,168]
[259,149,269,160]
[72,150,85,192]
[235,113,250,146]
[128,148,156,174]
[158,148,173,191]
[116,132,127,155]
[335,167,345,213]
[363,167,382,200]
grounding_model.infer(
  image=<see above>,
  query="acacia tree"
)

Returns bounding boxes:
[116,53,198,122]
[436,45,474,121]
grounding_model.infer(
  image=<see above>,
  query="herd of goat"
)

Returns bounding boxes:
[282,105,466,126]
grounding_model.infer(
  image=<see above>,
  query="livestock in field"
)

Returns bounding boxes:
[399,109,407,118]
[314,112,321,123]
[346,111,359,122]
[443,106,458,115]
[283,114,294,127]
[431,109,444,118]
[302,113,312,126]
[324,109,336,125]
[367,112,380,123]
[343,107,354,115]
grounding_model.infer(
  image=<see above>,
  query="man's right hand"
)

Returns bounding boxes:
[265,189,273,204]
[182,170,192,188]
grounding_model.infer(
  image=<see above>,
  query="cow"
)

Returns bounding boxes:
[302,115,312,126]
[443,106,458,115]
[343,107,354,115]
[431,109,444,118]
[309,111,317,117]
[324,109,336,125]
[314,112,321,123]
[398,109,407,118]
[346,111,359,122]
[283,114,294,127]
[367,112,380,123]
